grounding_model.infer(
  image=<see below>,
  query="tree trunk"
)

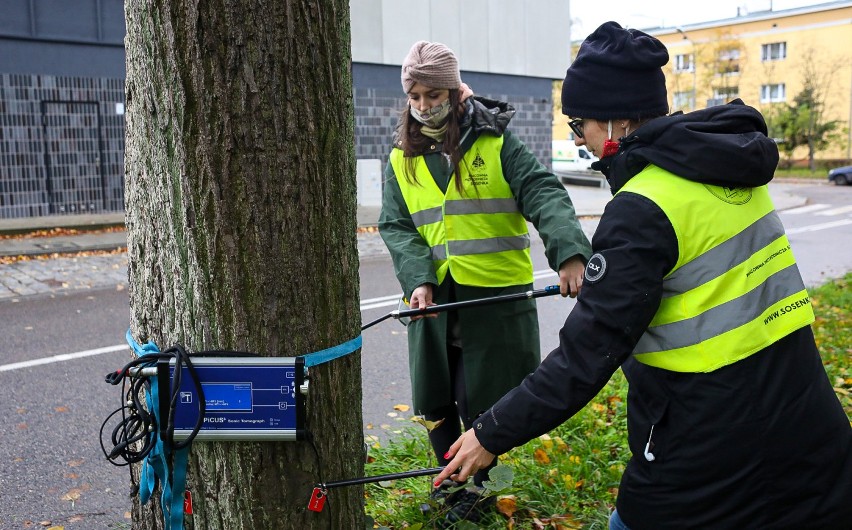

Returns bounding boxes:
[124,1,362,528]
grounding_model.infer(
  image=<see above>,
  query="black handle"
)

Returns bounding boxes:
[321,466,445,489]
[361,284,560,331]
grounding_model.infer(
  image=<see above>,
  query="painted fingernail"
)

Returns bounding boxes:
[443,452,450,459]
[433,480,441,487]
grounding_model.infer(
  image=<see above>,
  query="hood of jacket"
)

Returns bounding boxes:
[601,99,779,193]
[461,95,516,136]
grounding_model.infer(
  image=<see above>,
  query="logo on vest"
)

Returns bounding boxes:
[465,149,489,186]
[705,185,752,204]
[584,253,607,283]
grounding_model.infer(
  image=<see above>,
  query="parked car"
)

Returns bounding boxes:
[552,140,598,173]
[828,165,852,185]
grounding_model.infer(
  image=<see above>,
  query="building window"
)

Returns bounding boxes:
[674,53,694,72]
[761,42,787,61]
[673,90,695,110]
[714,87,739,101]
[760,83,786,103]
[718,48,740,74]
[707,87,739,107]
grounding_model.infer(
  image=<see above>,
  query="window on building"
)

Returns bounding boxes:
[761,83,786,103]
[706,86,739,107]
[761,42,787,61]
[718,48,740,74]
[673,90,695,110]
[714,87,739,101]
[674,53,694,72]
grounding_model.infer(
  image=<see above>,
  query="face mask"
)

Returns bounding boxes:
[410,98,452,128]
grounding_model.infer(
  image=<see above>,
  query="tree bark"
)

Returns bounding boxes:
[124,1,362,528]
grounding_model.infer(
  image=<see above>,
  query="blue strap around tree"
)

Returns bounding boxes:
[301,335,362,367]
[126,328,189,530]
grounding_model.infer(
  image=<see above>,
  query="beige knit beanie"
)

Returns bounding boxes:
[401,41,462,93]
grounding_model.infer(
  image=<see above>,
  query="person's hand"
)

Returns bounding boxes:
[558,256,585,298]
[432,429,496,485]
[409,284,438,320]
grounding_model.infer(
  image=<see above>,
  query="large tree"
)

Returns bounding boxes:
[123,1,363,528]
[769,47,843,170]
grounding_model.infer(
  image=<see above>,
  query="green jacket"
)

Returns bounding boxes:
[378,96,592,419]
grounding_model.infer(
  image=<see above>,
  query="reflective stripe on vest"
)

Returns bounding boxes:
[618,166,814,372]
[390,135,533,287]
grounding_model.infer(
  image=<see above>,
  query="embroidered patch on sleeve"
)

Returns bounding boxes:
[584,253,607,283]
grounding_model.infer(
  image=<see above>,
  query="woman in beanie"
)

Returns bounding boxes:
[378,40,592,524]
[435,21,852,529]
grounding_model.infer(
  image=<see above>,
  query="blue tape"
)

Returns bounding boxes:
[126,328,186,530]
[301,335,363,367]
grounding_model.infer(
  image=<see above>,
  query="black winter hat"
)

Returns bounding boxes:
[562,21,670,120]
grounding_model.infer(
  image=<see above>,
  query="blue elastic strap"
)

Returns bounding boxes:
[126,329,187,530]
[301,335,362,367]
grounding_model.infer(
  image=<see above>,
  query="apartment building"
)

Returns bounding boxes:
[555,1,852,164]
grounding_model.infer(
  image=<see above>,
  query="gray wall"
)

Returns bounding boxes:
[0,0,126,218]
[350,0,572,79]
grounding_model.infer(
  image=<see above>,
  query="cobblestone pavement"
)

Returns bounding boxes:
[0,231,391,301]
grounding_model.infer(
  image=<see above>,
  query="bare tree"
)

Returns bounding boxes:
[123,1,363,528]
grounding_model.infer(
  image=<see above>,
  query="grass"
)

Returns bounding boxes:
[774,167,830,180]
[364,273,852,529]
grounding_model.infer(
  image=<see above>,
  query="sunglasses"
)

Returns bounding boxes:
[568,118,585,139]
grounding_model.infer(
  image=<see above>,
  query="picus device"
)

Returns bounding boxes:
[154,356,306,441]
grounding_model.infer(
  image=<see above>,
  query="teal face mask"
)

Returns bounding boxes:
[410,98,452,128]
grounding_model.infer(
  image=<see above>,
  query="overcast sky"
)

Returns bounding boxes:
[568,0,833,38]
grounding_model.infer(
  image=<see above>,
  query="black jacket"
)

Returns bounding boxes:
[473,100,852,529]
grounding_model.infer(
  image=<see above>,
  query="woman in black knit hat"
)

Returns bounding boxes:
[378,40,592,525]
[434,21,852,530]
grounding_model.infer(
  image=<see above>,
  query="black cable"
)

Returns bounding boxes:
[100,346,206,465]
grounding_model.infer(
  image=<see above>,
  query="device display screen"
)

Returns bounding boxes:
[202,383,252,412]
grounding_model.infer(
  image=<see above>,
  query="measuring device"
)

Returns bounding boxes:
[131,356,307,441]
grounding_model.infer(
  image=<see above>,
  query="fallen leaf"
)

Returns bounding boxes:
[410,416,444,432]
[393,404,410,412]
[67,459,84,467]
[533,448,550,465]
[495,495,517,517]
[54,406,69,413]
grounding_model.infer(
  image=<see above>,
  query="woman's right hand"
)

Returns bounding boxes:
[409,284,438,320]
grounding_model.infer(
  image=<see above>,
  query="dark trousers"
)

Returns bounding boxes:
[424,342,496,488]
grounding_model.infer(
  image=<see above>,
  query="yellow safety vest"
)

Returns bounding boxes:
[619,165,814,372]
[390,135,532,287]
